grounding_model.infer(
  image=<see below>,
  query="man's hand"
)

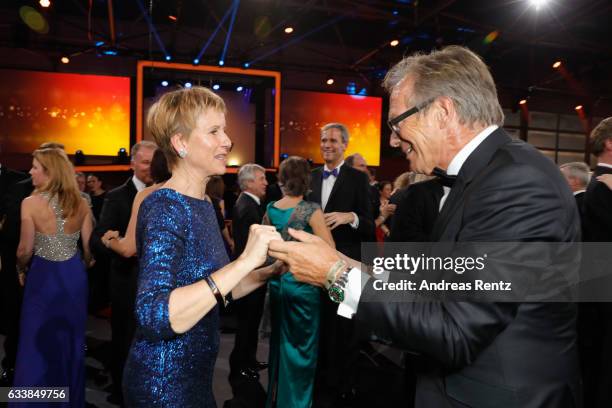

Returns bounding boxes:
[324,212,355,230]
[268,228,341,287]
[238,224,283,270]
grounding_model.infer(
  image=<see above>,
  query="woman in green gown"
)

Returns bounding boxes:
[264,156,335,408]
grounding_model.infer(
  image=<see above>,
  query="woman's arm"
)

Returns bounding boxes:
[16,199,35,273]
[167,226,280,334]
[106,188,149,258]
[309,208,335,248]
[231,261,286,299]
[80,200,94,266]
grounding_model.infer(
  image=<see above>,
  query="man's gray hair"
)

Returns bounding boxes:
[238,163,266,191]
[321,123,349,144]
[131,140,158,161]
[383,45,504,128]
[560,162,591,187]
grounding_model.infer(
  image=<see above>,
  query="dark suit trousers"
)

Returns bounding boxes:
[110,262,138,398]
[229,285,267,373]
[0,250,22,372]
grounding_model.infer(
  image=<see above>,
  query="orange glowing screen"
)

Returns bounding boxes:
[281,90,382,166]
[0,69,130,155]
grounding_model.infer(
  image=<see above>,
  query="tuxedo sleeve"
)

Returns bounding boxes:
[354,171,375,241]
[356,163,575,369]
[232,204,263,257]
[91,190,124,258]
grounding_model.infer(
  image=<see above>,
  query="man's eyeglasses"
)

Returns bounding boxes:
[387,98,435,135]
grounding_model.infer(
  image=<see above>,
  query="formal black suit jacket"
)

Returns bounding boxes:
[582,165,612,242]
[357,129,581,408]
[309,164,374,259]
[0,177,33,257]
[389,179,444,243]
[91,177,138,274]
[232,192,264,258]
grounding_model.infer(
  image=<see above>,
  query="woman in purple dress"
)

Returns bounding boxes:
[12,147,94,407]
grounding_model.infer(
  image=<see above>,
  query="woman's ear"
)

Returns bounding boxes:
[170,133,184,155]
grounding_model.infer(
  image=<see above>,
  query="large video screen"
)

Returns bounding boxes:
[0,69,130,156]
[281,90,382,166]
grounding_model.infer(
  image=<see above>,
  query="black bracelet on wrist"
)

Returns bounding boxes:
[204,275,229,307]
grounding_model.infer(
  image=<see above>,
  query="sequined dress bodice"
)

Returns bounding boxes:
[34,193,80,261]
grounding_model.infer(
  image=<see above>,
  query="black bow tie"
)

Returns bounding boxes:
[432,167,456,188]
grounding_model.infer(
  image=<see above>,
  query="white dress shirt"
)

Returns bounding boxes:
[132,175,146,193]
[321,161,359,229]
[339,125,499,319]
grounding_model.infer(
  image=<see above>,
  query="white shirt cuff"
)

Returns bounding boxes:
[337,268,369,319]
[349,212,359,229]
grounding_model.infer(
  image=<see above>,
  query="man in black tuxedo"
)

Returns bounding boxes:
[270,46,581,408]
[308,124,374,405]
[229,163,268,383]
[91,140,156,404]
[346,153,381,221]
[580,117,612,406]
[560,161,590,219]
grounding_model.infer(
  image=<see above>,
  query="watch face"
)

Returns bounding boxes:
[329,286,345,303]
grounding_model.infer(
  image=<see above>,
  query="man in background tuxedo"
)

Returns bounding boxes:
[271,46,581,408]
[229,163,268,384]
[0,142,64,386]
[308,124,374,406]
[580,117,612,406]
[560,161,590,219]
[91,140,156,404]
[346,153,382,222]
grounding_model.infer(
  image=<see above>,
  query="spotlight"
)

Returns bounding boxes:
[326,78,334,85]
[392,10,399,16]
[575,105,583,111]
[168,15,177,21]
[284,27,294,34]
[519,99,527,105]
[165,55,172,61]
[213,84,220,90]
[236,86,243,92]
[280,153,289,160]
[60,56,69,64]
[185,82,192,88]
[529,0,548,10]
[390,39,399,47]
[243,62,250,68]
[74,150,85,165]
[552,61,562,69]
[193,58,200,65]
[117,147,129,164]
[219,60,224,66]
[39,0,50,7]
[161,80,169,87]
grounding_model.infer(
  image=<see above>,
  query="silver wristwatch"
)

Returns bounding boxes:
[328,268,351,303]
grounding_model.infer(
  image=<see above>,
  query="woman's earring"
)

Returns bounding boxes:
[178,149,187,158]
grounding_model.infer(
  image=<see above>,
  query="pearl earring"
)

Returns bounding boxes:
[178,149,187,158]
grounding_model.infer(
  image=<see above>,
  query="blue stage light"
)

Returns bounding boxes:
[236,86,243,92]
[185,82,192,88]
[193,58,200,64]
[213,84,220,90]
[161,81,169,87]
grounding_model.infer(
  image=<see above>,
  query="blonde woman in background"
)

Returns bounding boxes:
[12,147,93,406]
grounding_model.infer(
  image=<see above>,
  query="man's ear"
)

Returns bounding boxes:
[435,96,454,130]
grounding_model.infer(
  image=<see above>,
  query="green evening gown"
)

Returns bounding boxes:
[265,200,322,408]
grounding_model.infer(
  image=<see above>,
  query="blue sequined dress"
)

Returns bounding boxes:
[123,188,229,407]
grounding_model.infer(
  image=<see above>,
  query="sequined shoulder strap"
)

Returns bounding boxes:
[41,192,65,234]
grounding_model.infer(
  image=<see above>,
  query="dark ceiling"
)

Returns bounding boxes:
[2,0,612,112]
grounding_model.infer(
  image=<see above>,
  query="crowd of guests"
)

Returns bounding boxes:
[0,46,612,408]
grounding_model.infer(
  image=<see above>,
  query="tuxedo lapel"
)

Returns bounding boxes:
[326,165,347,210]
[310,168,323,206]
[431,129,513,241]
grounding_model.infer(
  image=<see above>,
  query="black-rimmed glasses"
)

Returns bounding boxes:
[387,99,435,134]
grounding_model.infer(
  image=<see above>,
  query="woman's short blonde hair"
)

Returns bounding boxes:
[147,86,226,169]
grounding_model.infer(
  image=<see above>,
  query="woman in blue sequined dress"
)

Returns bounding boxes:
[122,86,282,407]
